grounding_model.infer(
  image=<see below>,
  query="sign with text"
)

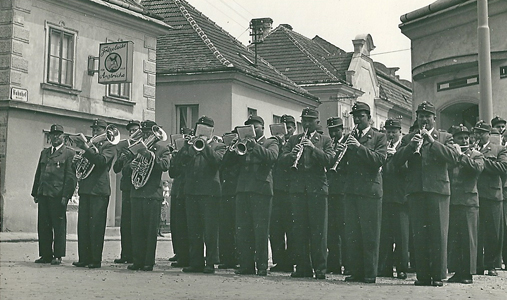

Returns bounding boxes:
[10,87,28,101]
[98,41,133,84]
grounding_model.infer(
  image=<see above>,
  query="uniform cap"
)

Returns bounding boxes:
[491,116,506,127]
[384,119,401,129]
[350,102,370,114]
[49,124,64,134]
[326,117,343,128]
[126,120,141,130]
[474,120,491,133]
[91,119,107,128]
[141,120,157,131]
[197,115,214,127]
[301,107,319,119]
[244,115,264,126]
[416,101,436,115]
[452,124,470,137]
[280,114,295,124]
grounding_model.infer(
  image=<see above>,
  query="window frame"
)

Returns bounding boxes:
[107,82,131,100]
[176,104,199,132]
[45,25,77,88]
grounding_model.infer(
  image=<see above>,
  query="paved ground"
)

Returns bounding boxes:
[0,231,506,300]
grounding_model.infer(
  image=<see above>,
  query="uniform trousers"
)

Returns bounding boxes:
[291,192,327,273]
[503,200,507,268]
[344,194,382,279]
[77,194,109,264]
[37,196,67,259]
[477,199,503,271]
[119,190,133,261]
[408,192,449,281]
[378,202,409,275]
[170,195,188,265]
[327,193,345,273]
[219,194,237,266]
[269,190,294,267]
[236,192,272,272]
[186,195,219,268]
[131,198,161,267]
[448,205,478,275]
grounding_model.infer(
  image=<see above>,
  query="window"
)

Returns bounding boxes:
[437,75,479,92]
[273,115,281,124]
[176,105,199,132]
[47,27,75,87]
[248,107,257,117]
[501,66,507,79]
[108,83,130,100]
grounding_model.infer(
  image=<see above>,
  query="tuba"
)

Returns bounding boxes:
[131,125,168,189]
[73,124,121,180]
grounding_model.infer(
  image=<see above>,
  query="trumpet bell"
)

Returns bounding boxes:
[105,125,121,145]
[235,142,247,155]
[192,138,206,152]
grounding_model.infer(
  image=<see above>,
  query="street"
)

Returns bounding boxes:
[0,238,506,300]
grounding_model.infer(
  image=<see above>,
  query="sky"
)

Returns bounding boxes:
[185,0,436,81]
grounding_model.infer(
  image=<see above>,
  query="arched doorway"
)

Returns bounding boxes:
[439,102,478,132]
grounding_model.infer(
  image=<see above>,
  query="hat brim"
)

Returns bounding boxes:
[453,131,470,137]
[245,120,263,126]
[416,109,436,115]
[301,115,318,119]
[327,124,343,128]
[492,121,506,127]
[49,130,63,134]
[384,126,401,129]
[350,109,370,114]
[473,127,490,133]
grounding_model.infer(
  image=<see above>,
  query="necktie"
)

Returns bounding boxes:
[356,130,362,139]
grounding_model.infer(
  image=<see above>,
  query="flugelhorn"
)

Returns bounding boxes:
[291,128,309,170]
[329,125,357,172]
[414,124,426,155]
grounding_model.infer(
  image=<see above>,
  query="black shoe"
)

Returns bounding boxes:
[142,265,154,271]
[51,258,62,265]
[431,280,443,287]
[487,269,498,276]
[344,275,364,282]
[342,269,351,276]
[35,257,52,264]
[270,264,293,273]
[72,261,88,268]
[363,277,376,283]
[461,275,473,284]
[171,262,188,268]
[203,265,215,274]
[414,280,432,286]
[88,263,101,269]
[114,258,131,264]
[218,263,237,269]
[182,266,204,273]
[127,264,143,271]
[291,271,313,278]
[235,268,256,275]
[257,269,268,276]
[397,271,407,279]
[169,255,178,262]
[315,270,326,280]
[447,274,461,283]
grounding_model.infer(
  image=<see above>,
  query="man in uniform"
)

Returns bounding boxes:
[127,120,170,271]
[224,115,279,276]
[473,120,507,276]
[270,114,296,272]
[447,125,484,284]
[393,101,459,286]
[337,102,386,284]
[177,116,226,274]
[378,118,409,280]
[282,108,333,279]
[326,116,347,274]
[32,124,77,265]
[113,120,140,264]
[72,119,116,269]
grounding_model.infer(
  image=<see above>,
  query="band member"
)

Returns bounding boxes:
[326,116,347,274]
[31,124,77,265]
[168,127,192,266]
[447,125,484,284]
[473,120,507,276]
[270,114,296,272]
[282,108,333,279]
[491,116,506,135]
[113,120,140,264]
[177,116,225,274]
[127,120,170,271]
[72,119,116,269]
[393,101,459,286]
[378,118,409,280]
[224,115,279,276]
[336,102,386,284]
[218,130,240,269]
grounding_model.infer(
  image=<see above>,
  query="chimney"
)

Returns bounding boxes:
[250,18,273,43]
[352,34,375,56]
[280,24,293,30]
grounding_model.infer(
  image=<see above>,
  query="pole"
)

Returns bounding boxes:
[477,0,493,122]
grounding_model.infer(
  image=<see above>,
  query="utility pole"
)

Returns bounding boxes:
[477,0,493,122]
[249,18,272,66]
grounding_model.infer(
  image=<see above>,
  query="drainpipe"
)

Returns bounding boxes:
[477,0,493,122]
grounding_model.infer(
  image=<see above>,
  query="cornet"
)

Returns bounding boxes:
[414,124,426,155]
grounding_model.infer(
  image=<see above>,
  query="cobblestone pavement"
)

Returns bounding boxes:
[0,239,506,300]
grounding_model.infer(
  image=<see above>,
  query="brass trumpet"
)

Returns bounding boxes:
[291,128,309,170]
[229,140,248,155]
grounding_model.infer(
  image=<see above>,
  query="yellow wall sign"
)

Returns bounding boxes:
[98,41,134,84]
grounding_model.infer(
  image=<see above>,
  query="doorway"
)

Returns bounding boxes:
[439,102,478,132]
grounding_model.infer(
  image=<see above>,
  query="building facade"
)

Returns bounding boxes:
[400,0,507,130]
[0,0,171,231]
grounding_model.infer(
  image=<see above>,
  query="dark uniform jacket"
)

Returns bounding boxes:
[476,142,507,201]
[281,131,333,195]
[113,139,133,192]
[130,142,170,200]
[342,128,387,198]
[449,148,484,207]
[177,140,226,196]
[32,145,77,199]
[393,129,458,196]
[327,136,347,196]
[169,148,185,199]
[273,136,292,192]
[220,162,240,197]
[223,136,279,196]
[79,141,116,196]
[383,139,407,203]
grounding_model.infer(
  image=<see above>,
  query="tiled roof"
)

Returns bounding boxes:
[375,62,412,111]
[142,0,318,101]
[252,25,352,84]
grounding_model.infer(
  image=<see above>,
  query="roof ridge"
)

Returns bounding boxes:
[174,0,234,68]
[282,27,341,82]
